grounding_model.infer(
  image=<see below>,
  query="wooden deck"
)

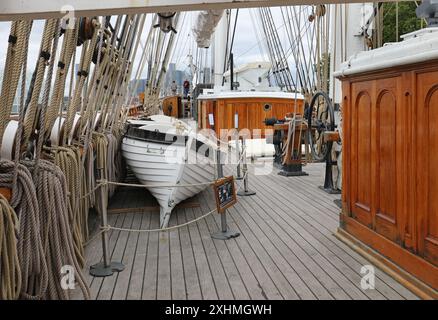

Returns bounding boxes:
[76,162,419,300]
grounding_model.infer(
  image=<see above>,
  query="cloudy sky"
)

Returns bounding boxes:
[0,9,284,75]
[0,7,310,96]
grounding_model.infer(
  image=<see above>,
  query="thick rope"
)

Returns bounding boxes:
[24,160,90,300]
[45,19,79,137]
[23,19,58,143]
[63,19,100,146]
[0,21,31,148]
[105,208,217,233]
[0,160,48,300]
[0,194,21,300]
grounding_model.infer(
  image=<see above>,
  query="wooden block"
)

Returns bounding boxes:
[0,188,12,203]
[323,131,340,142]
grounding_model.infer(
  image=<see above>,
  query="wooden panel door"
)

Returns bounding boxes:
[416,71,438,266]
[374,77,400,242]
[350,81,373,227]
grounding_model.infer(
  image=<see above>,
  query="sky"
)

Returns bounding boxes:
[0,7,315,98]
[0,9,282,81]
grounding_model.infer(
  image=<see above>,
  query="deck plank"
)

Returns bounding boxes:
[111,212,143,300]
[80,162,418,300]
[188,206,235,300]
[257,170,419,299]
[141,212,160,300]
[253,170,407,299]
[197,205,251,299]
[97,213,135,300]
[176,207,203,299]
[199,192,267,300]
[185,207,219,300]
[168,210,187,300]
[89,213,125,299]
[236,192,345,300]
[126,211,152,300]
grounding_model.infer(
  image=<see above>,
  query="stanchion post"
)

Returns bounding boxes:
[234,113,243,180]
[235,137,243,180]
[212,144,240,241]
[237,137,256,197]
[90,169,125,277]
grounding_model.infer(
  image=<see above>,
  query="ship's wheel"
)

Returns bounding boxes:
[307,91,335,162]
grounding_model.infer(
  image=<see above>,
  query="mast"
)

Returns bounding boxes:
[213,12,228,88]
[329,3,373,104]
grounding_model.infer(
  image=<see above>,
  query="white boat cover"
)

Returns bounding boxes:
[192,10,224,48]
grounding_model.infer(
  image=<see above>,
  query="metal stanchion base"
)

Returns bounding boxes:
[278,171,309,177]
[237,190,256,196]
[275,163,308,177]
[212,230,240,240]
[89,261,125,278]
[319,186,341,194]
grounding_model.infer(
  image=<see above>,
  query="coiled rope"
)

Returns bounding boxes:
[0,194,21,300]
[0,160,48,300]
[24,160,90,300]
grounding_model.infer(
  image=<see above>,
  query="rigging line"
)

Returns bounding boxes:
[286,5,306,88]
[269,7,296,91]
[127,14,153,103]
[262,7,294,91]
[306,10,317,90]
[99,15,135,131]
[171,12,188,65]
[249,8,266,59]
[259,8,283,89]
[108,15,143,130]
[290,8,313,90]
[156,13,181,93]
[235,5,307,62]
[111,14,146,131]
[280,6,306,91]
[229,9,240,56]
[278,6,311,91]
[295,6,315,92]
[222,9,231,86]
[223,8,240,85]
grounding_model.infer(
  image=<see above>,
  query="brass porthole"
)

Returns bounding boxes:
[263,104,272,112]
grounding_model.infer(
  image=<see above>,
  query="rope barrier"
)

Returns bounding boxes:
[98,179,216,189]
[102,208,217,234]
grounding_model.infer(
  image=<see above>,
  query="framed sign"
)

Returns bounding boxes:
[208,113,215,126]
[213,176,237,213]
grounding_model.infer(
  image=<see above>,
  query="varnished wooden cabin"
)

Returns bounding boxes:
[197,91,304,138]
[336,29,438,294]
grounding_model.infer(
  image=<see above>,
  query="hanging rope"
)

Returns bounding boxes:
[23,19,58,144]
[63,18,100,146]
[44,19,79,138]
[0,160,49,300]
[24,159,90,299]
[0,21,32,149]
[0,194,21,300]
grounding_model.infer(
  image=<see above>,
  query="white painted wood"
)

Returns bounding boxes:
[335,28,438,77]
[0,0,394,21]
[50,117,65,147]
[197,90,304,100]
[1,121,18,160]
[121,115,216,228]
